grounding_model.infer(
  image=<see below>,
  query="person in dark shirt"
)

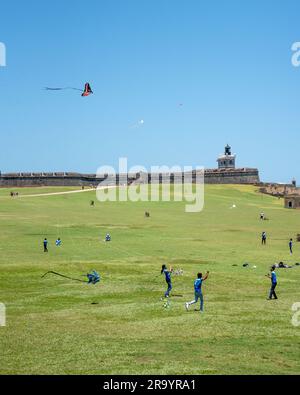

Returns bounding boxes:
[266,265,278,300]
[261,231,267,245]
[43,238,48,252]
[161,264,173,298]
[289,238,293,255]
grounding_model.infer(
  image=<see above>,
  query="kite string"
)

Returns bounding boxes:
[102,239,146,259]
[44,87,83,92]
[42,271,87,283]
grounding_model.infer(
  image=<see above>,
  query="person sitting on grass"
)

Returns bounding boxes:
[185,271,209,313]
[274,261,292,269]
[105,233,111,242]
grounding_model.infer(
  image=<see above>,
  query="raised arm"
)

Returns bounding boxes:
[203,271,209,281]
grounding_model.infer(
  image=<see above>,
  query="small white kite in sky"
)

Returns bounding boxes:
[130,119,144,129]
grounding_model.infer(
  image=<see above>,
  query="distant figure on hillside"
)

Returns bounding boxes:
[55,238,62,247]
[145,211,150,218]
[161,264,173,298]
[105,233,111,242]
[185,271,209,312]
[43,238,48,253]
[90,200,95,207]
[289,238,293,255]
[266,265,278,300]
[260,212,265,220]
[262,231,267,245]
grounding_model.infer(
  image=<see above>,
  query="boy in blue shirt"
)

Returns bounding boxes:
[266,265,278,300]
[55,238,62,247]
[185,271,209,312]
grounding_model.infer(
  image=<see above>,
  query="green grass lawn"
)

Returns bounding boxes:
[0,184,299,374]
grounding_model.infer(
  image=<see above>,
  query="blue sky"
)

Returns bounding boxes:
[0,0,300,182]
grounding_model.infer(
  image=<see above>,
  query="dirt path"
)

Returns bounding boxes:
[18,186,117,198]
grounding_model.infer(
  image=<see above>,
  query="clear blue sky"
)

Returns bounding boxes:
[0,0,300,182]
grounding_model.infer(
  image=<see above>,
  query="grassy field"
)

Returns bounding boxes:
[0,184,299,375]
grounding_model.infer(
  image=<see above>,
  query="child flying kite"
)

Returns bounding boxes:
[185,271,209,312]
[161,264,173,298]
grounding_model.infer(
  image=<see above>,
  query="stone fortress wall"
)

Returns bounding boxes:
[257,183,300,197]
[0,167,260,188]
[0,145,261,188]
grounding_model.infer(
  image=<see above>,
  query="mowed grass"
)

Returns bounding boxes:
[0,184,299,375]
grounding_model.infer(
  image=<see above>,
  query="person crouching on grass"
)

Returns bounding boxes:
[185,271,209,313]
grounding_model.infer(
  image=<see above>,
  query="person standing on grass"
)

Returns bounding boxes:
[289,238,293,255]
[185,271,209,312]
[262,231,267,245]
[43,238,48,253]
[266,265,278,300]
[161,264,173,298]
[55,238,62,247]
